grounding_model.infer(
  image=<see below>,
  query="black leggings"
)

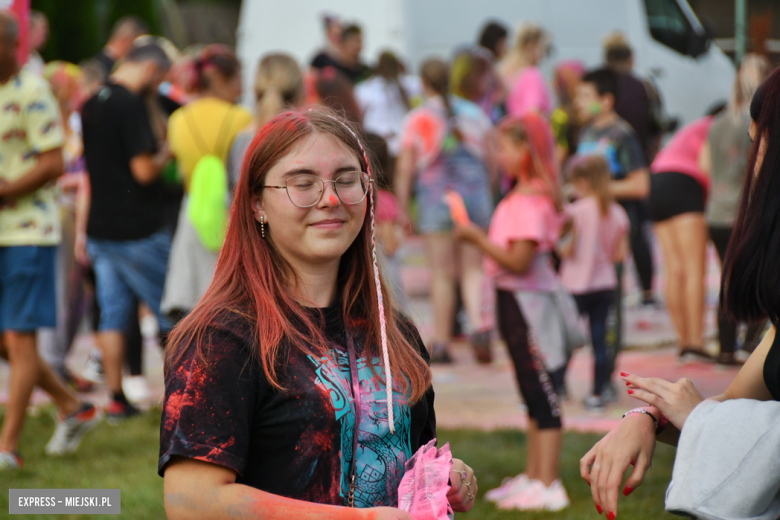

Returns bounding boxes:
[709,226,765,354]
[496,290,562,429]
[621,200,654,293]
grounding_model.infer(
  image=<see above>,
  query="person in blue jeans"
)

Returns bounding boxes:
[0,13,100,470]
[80,43,174,421]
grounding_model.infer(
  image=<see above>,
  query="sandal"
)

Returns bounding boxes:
[679,347,714,363]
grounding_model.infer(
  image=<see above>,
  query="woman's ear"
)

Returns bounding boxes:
[250,193,266,224]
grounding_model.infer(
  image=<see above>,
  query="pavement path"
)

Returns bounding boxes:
[0,236,746,433]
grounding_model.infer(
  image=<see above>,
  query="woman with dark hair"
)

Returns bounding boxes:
[160,108,477,519]
[580,66,780,520]
[396,58,496,364]
[162,45,253,318]
[478,21,509,61]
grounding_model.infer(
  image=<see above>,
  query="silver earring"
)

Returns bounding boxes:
[260,215,265,238]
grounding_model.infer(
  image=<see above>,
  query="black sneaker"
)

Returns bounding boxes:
[430,342,454,364]
[105,400,141,424]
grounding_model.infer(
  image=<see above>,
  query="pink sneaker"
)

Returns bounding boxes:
[485,474,533,502]
[497,479,570,511]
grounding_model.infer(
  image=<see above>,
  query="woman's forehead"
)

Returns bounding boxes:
[267,133,361,178]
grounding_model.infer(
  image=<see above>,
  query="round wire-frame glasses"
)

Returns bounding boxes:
[264,171,372,208]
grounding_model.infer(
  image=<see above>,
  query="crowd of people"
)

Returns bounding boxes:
[0,6,779,518]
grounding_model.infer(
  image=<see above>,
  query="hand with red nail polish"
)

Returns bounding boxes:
[620,373,704,430]
[581,405,656,518]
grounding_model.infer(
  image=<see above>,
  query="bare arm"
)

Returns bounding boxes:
[458,223,537,274]
[483,130,500,191]
[73,173,91,265]
[0,148,64,199]
[394,146,416,218]
[612,234,629,263]
[715,325,775,402]
[130,141,172,186]
[698,138,712,177]
[610,168,650,200]
[164,458,409,520]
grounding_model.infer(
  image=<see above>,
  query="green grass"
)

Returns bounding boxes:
[0,408,677,519]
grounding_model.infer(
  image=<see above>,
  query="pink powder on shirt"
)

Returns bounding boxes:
[484,191,562,292]
[506,67,552,117]
[559,197,629,294]
[650,116,713,198]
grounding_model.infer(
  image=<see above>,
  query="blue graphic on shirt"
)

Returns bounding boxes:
[577,139,624,178]
[308,349,412,507]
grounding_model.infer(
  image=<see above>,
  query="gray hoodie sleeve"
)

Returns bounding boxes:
[665,399,780,519]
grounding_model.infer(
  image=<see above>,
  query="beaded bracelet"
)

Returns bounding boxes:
[622,408,667,435]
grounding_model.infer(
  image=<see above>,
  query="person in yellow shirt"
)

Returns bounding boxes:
[162,45,252,318]
[0,12,99,471]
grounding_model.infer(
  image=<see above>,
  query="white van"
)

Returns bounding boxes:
[237,0,735,127]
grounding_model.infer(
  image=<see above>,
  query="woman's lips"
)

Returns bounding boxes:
[310,219,345,230]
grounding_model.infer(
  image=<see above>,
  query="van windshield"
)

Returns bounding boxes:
[644,0,694,55]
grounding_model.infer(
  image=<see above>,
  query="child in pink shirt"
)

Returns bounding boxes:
[558,155,628,411]
[453,115,569,510]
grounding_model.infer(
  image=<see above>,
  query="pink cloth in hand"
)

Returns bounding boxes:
[398,439,455,520]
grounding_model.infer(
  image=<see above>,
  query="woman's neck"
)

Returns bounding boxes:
[291,259,341,308]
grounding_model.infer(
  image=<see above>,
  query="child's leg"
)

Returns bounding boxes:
[536,427,563,486]
[526,419,539,479]
[496,290,562,481]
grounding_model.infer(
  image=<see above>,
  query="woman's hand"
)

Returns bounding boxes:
[621,373,704,430]
[448,458,478,512]
[452,221,485,244]
[369,507,414,520]
[580,413,657,519]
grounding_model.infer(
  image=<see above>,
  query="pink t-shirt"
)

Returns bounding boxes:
[506,67,552,117]
[485,192,561,292]
[559,198,629,294]
[650,116,713,197]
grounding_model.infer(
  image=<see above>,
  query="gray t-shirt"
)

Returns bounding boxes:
[576,117,647,181]
[707,111,751,226]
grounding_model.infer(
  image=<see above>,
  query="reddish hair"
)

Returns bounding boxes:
[498,113,562,210]
[165,107,431,402]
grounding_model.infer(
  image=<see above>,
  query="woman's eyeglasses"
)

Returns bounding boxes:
[264,172,371,208]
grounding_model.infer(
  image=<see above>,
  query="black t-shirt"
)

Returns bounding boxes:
[82,83,165,240]
[158,306,436,508]
[93,50,115,81]
[614,73,652,163]
[310,52,371,84]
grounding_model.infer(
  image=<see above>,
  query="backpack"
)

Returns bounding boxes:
[184,107,237,252]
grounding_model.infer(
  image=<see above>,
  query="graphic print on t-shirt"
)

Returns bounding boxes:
[308,349,412,508]
[577,138,623,177]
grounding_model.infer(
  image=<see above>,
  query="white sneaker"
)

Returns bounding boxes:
[0,450,23,470]
[82,349,105,384]
[123,376,150,404]
[485,474,533,502]
[45,402,102,456]
[497,479,570,511]
[140,314,159,340]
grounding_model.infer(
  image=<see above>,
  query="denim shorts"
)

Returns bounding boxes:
[87,229,172,333]
[414,146,493,233]
[0,246,56,332]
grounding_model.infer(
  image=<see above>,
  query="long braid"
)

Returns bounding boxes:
[328,115,396,434]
